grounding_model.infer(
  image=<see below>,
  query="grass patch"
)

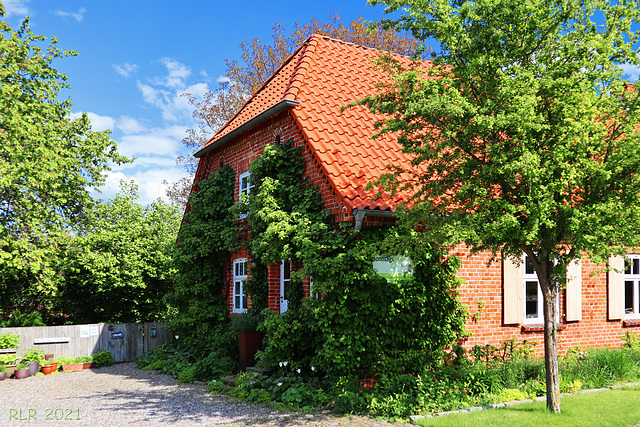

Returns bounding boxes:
[415,385,640,427]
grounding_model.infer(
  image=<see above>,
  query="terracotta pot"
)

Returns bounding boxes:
[14,368,29,379]
[41,365,55,375]
[238,331,262,369]
[82,362,95,370]
[27,362,39,376]
[62,363,83,372]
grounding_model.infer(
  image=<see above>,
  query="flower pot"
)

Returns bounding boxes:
[27,362,39,376]
[44,353,54,361]
[62,363,83,372]
[238,331,262,369]
[41,365,56,375]
[5,364,15,378]
[0,372,6,381]
[14,368,29,379]
[82,362,95,370]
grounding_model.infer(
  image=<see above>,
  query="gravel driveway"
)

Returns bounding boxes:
[0,363,412,427]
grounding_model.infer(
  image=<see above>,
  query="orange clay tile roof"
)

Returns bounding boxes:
[204,34,424,212]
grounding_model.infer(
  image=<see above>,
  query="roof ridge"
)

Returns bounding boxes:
[282,35,321,101]
[205,38,312,145]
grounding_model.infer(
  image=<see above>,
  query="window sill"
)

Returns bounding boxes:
[521,323,566,333]
[622,318,640,327]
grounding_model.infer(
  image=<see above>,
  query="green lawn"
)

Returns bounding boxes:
[415,385,640,427]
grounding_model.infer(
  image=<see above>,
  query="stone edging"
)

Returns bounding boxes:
[409,381,640,423]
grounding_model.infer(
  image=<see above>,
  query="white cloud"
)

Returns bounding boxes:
[54,7,87,22]
[69,111,115,132]
[217,75,231,84]
[116,125,187,158]
[116,116,147,134]
[621,63,640,82]
[113,63,138,78]
[136,80,209,122]
[96,167,190,205]
[2,0,29,17]
[154,58,192,88]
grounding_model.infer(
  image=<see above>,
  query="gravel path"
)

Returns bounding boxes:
[0,363,412,427]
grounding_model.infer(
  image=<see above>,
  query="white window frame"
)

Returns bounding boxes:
[309,276,321,300]
[624,254,640,319]
[280,260,290,313]
[523,255,544,324]
[233,258,248,313]
[238,172,254,219]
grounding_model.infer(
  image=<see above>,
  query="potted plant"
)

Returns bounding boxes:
[59,356,83,372]
[0,364,6,381]
[22,348,44,376]
[40,362,57,375]
[231,312,262,369]
[77,355,94,369]
[14,363,29,379]
[1,354,18,378]
[0,332,20,355]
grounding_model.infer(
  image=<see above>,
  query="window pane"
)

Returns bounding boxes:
[525,281,539,318]
[634,259,639,275]
[235,295,240,308]
[242,295,248,309]
[525,257,535,275]
[625,281,634,314]
[284,261,291,280]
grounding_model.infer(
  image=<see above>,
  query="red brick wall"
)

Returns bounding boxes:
[454,245,631,357]
[196,111,342,315]
[194,112,637,353]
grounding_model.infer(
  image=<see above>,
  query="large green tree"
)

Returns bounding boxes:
[362,0,640,412]
[0,10,128,317]
[56,181,181,324]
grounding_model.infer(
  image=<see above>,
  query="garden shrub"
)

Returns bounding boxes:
[178,366,198,383]
[0,332,20,349]
[93,350,114,368]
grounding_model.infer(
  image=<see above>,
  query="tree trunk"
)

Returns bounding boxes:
[542,285,561,413]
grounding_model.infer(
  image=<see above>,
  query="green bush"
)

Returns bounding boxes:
[0,311,45,327]
[22,348,44,363]
[231,312,262,332]
[93,351,114,368]
[178,366,198,383]
[0,332,20,349]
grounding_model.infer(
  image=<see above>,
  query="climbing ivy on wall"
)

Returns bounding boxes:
[245,139,468,377]
[166,166,239,352]
[170,138,467,376]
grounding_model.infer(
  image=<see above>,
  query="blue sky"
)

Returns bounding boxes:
[3,1,639,206]
[2,0,392,205]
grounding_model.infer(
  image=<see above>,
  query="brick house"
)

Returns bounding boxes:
[189,34,637,356]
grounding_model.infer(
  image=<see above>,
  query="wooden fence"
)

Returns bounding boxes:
[0,322,174,362]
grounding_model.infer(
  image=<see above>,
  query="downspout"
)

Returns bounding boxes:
[346,209,397,244]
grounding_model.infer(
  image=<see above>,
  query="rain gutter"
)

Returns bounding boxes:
[194,99,300,158]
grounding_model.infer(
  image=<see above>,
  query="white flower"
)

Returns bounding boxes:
[297,368,301,374]
[277,382,283,387]
[283,361,288,367]
[279,362,283,367]
[311,366,315,371]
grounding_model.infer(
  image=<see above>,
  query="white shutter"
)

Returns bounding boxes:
[608,256,625,320]
[565,259,582,321]
[503,255,524,324]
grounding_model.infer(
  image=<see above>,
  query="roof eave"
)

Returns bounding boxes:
[194,99,300,158]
